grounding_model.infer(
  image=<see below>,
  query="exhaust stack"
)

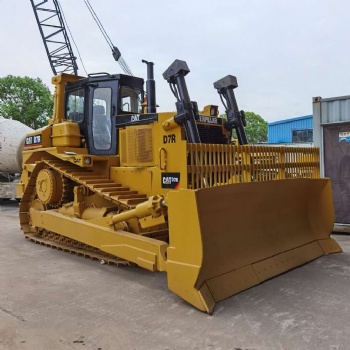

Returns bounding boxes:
[142,60,156,113]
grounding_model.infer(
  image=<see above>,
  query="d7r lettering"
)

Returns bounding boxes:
[163,134,176,143]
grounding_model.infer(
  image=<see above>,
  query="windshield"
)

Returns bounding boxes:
[120,86,142,114]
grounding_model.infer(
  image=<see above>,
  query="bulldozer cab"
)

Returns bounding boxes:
[65,73,144,156]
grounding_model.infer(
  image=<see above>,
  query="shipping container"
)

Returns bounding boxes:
[313,95,350,225]
[268,115,313,144]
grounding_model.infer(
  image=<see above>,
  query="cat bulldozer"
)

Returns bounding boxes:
[17,59,341,314]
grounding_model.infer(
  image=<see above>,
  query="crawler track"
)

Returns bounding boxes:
[25,232,129,266]
[19,159,148,266]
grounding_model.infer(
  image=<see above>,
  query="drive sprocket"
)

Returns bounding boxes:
[35,168,69,208]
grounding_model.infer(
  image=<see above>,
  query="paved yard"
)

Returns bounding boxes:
[1,200,350,350]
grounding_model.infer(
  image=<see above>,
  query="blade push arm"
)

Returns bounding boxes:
[214,75,248,145]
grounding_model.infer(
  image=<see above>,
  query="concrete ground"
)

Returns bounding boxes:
[1,200,350,350]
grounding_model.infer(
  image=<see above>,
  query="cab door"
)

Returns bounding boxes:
[87,80,118,156]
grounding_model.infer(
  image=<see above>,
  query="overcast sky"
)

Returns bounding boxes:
[0,0,349,122]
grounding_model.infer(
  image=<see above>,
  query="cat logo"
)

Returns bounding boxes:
[131,115,140,122]
[161,172,180,189]
[24,134,42,147]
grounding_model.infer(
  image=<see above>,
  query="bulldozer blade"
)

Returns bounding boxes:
[166,178,342,314]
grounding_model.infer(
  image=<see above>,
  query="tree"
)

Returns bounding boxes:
[219,111,268,144]
[0,75,53,129]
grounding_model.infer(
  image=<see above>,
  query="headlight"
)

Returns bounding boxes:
[210,106,218,116]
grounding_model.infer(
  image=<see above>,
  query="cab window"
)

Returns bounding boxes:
[66,88,84,123]
[120,86,142,114]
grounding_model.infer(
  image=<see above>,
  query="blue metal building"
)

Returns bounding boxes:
[267,115,313,144]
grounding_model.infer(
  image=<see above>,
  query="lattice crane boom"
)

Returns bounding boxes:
[30,0,78,75]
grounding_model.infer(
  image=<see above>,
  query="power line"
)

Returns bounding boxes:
[58,0,88,75]
[83,0,133,76]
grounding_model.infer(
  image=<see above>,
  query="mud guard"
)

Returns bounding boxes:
[166,178,342,313]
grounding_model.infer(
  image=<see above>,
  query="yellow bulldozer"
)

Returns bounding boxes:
[17,58,341,314]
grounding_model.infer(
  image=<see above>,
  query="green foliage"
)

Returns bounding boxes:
[243,111,268,143]
[219,111,267,143]
[0,75,53,129]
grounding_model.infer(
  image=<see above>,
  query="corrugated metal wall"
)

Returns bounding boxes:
[317,95,350,124]
[313,95,350,225]
[268,115,313,143]
[313,95,350,175]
